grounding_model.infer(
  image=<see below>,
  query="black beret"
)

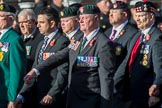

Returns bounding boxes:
[60,7,78,18]
[111,1,128,10]
[135,1,157,14]
[0,3,12,13]
[78,4,100,15]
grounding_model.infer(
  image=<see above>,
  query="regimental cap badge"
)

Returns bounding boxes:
[79,6,84,14]
[0,4,4,11]
[60,11,64,17]
[144,4,147,11]
[113,3,118,8]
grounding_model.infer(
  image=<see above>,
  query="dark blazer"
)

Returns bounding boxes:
[24,29,44,72]
[35,29,116,108]
[20,30,70,108]
[104,23,138,68]
[114,25,162,108]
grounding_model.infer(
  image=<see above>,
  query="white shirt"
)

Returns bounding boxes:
[0,27,12,39]
[83,27,100,48]
[24,27,37,40]
[66,27,80,39]
[110,20,128,39]
[44,29,59,49]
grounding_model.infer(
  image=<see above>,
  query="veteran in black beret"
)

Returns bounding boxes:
[0,3,27,108]
[114,1,162,108]
[23,4,116,108]
[96,0,112,32]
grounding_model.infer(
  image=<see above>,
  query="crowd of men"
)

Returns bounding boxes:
[0,0,162,108]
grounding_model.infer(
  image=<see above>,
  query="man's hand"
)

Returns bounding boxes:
[8,101,15,108]
[148,96,160,107]
[24,69,36,84]
[149,84,160,96]
[40,95,53,105]
[14,98,23,108]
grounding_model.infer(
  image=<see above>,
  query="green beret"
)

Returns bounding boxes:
[60,7,78,18]
[78,5,100,15]
[0,3,12,13]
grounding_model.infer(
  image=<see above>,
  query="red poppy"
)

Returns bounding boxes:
[146,34,150,41]
[50,39,55,46]
[89,37,96,47]
[119,30,125,36]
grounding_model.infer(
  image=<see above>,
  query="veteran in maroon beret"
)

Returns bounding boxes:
[114,1,162,108]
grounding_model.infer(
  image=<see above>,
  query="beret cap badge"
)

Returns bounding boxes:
[60,11,64,17]
[0,4,4,11]
[144,4,148,11]
[113,3,118,8]
[79,7,84,13]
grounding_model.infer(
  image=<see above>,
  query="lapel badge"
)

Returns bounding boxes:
[30,35,34,39]
[115,46,122,56]
[100,16,103,20]
[50,39,55,47]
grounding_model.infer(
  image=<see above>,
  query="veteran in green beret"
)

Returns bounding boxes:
[0,3,26,108]
[60,5,83,40]
[24,4,116,108]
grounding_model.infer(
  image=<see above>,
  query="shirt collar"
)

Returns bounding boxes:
[142,23,154,35]
[24,27,37,39]
[66,27,80,39]
[44,29,59,41]
[0,26,12,39]
[112,20,128,37]
[84,27,100,41]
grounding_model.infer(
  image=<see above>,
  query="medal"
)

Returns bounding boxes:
[0,51,3,61]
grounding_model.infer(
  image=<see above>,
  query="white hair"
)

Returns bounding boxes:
[18,9,36,21]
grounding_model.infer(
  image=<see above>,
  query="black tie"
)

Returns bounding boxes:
[80,37,87,52]
[37,37,49,64]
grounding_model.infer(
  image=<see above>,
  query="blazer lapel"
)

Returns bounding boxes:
[70,33,83,67]
[45,32,60,51]
[80,36,97,55]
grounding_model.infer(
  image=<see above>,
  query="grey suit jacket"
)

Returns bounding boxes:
[35,29,116,108]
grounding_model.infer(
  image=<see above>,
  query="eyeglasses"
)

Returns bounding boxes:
[18,20,32,25]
